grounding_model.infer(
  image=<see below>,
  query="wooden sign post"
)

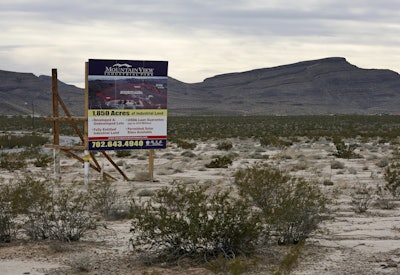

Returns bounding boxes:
[51,69,60,181]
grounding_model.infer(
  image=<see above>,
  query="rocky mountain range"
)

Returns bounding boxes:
[1,57,399,116]
[0,69,83,116]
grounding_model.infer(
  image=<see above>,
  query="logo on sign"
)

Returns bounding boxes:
[104,63,154,76]
[146,140,163,146]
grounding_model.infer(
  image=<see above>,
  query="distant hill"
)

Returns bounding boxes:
[0,70,83,116]
[1,57,400,116]
[168,57,400,115]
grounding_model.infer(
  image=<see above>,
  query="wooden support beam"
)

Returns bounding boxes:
[52,69,61,180]
[61,149,116,180]
[52,69,60,146]
[89,151,101,171]
[101,151,130,181]
[56,91,85,142]
[47,65,131,182]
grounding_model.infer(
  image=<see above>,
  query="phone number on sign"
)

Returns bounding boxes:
[91,140,144,149]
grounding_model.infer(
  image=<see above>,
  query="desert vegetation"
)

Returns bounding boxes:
[1,115,400,273]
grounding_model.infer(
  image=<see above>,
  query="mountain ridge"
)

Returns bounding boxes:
[168,57,400,115]
[1,57,399,116]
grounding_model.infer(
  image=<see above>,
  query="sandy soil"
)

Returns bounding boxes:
[1,137,400,274]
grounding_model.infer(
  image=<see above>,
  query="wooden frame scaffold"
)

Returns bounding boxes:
[46,67,130,181]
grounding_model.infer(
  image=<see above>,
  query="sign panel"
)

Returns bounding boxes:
[87,59,168,151]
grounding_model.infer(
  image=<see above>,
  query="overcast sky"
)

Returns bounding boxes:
[1,0,399,87]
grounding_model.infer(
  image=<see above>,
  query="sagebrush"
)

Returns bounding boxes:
[235,164,329,244]
[130,182,265,263]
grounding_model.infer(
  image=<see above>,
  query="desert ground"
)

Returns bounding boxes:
[1,136,400,274]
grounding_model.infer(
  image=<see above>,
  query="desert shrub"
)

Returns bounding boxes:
[225,151,239,159]
[26,185,96,241]
[34,152,52,167]
[205,155,233,168]
[0,134,48,149]
[181,150,196,158]
[351,182,373,213]
[333,138,362,159]
[249,152,269,159]
[162,152,175,160]
[0,185,16,243]
[0,152,27,170]
[130,183,264,263]
[383,161,400,199]
[331,160,345,170]
[174,139,197,150]
[137,155,147,160]
[137,189,155,197]
[322,179,334,186]
[116,150,131,157]
[391,148,400,160]
[216,141,233,151]
[88,179,119,219]
[259,136,292,148]
[291,162,309,171]
[348,167,357,175]
[207,255,258,275]
[375,185,396,209]
[6,174,51,215]
[3,174,95,241]
[235,164,328,245]
[275,240,305,274]
[376,158,390,168]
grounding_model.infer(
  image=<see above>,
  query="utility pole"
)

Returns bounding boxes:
[31,101,34,132]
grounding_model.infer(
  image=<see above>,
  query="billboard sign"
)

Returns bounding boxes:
[87,59,168,151]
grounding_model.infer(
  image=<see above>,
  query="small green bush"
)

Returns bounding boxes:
[207,255,257,274]
[216,141,233,151]
[34,153,52,167]
[351,182,373,213]
[174,139,197,150]
[375,185,396,210]
[116,150,131,157]
[88,180,119,219]
[322,179,334,186]
[333,138,362,159]
[137,189,155,197]
[0,134,48,149]
[0,185,16,243]
[130,183,264,263]
[383,161,400,198]
[7,174,51,215]
[3,174,95,242]
[331,161,345,170]
[249,152,269,159]
[181,150,196,158]
[0,152,27,170]
[162,152,175,160]
[26,186,95,241]
[259,136,292,148]
[205,155,233,168]
[235,164,328,244]
[376,158,390,168]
